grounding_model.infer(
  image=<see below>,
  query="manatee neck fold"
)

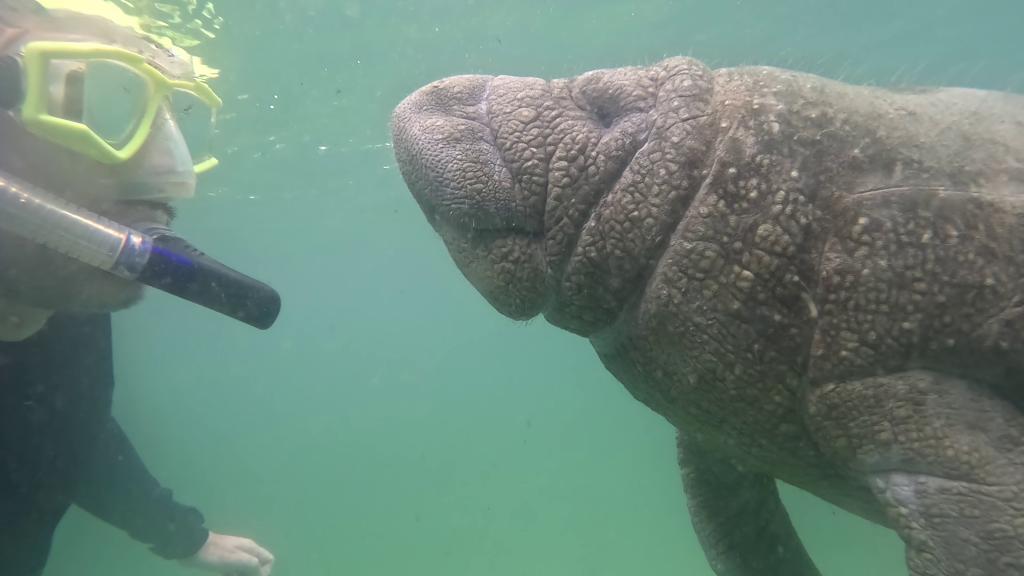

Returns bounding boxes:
[536,59,718,337]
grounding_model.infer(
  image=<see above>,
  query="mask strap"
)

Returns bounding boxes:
[0,26,27,53]
[0,26,27,111]
[0,54,22,110]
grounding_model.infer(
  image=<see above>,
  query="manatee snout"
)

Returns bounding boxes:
[391,58,712,331]
[392,76,515,230]
[391,74,549,320]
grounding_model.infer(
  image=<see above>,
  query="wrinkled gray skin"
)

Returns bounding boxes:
[392,57,1024,576]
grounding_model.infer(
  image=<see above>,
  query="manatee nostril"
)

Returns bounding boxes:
[569,83,620,129]
[593,104,617,129]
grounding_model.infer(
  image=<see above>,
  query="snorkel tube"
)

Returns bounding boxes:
[0,169,281,329]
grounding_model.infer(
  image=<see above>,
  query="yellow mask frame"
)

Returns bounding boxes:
[19,40,223,173]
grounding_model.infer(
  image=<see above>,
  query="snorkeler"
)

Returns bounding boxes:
[0,1,278,574]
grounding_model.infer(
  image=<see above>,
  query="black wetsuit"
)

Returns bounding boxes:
[0,314,208,576]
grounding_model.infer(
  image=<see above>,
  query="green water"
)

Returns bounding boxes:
[41,1,1022,574]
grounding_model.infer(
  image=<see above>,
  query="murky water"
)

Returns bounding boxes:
[40,1,1022,574]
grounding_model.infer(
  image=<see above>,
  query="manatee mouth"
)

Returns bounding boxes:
[417,184,548,321]
[391,75,550,320]
[392,75,545,238]
[424,197,542,239]
[432,219,548,321]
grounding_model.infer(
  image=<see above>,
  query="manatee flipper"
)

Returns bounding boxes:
[677,432,821,576]
[807,371,1024,576]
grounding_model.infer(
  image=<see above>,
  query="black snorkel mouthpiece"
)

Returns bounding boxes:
[0,169,282,330]
[137,226,281,330]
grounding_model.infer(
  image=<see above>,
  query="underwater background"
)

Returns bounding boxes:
[42,0,1022,574]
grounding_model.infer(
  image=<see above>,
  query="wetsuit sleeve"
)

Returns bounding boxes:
[72,416,210,560]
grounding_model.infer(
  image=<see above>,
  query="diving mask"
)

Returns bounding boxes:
[0,40,221,174]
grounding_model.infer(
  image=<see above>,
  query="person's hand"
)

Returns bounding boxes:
[181,532,275,576]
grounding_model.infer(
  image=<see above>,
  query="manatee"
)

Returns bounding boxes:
[390,57,1024,576]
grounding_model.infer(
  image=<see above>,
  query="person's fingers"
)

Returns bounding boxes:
[235,538,275,565]
[221,551,262,575]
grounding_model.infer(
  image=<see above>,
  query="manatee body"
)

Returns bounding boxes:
[391,57,1024,576]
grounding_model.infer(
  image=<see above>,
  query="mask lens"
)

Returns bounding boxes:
[46,60,83,120]
[169,88,215,166]
[80,60,150,148]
